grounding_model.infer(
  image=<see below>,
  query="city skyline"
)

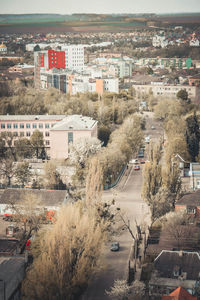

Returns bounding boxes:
[1,0,200,14]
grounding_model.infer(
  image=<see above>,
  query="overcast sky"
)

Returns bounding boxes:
[1,0,200,14]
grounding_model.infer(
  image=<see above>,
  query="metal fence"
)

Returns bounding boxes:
[103,165,126,190]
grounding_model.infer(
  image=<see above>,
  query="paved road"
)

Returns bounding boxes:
[82,112,163,300]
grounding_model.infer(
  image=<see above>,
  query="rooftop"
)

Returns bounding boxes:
[154,250,200,280]
[175,190,200,207]
[0,115,66,121]
[162,286,197,300]
[51,114,97,131]
[0,239,19,256]
[0,188,68,207]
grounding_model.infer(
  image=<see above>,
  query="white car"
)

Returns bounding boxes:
[129,159,139,164]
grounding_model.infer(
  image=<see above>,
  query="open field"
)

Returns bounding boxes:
[0,20,146,34]
[0,13,199,33]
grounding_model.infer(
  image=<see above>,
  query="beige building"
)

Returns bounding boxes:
[50,115,98,159]
[0,114,98,159]
[133,83,200,102]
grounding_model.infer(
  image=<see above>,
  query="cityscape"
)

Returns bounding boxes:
[0,2,200,300]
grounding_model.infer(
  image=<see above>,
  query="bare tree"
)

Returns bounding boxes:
[22,203,106,300]
[163,211,197,250]
[0,157,16,186]
[15,162,32,187]
[8,193,45,247]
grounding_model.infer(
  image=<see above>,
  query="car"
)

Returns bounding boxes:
[151,126,155,130]
[145,136,150,144]
[129,159,139,164]
[110,242,120,251]
[134,165,140,171]
[140,160,145,164]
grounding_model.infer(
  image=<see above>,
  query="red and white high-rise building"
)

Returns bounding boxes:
[34,49,65,88]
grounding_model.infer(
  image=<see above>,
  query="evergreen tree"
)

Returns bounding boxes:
[185,113,200,161]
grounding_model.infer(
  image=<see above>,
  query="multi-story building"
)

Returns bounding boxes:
[34,49,65,70]
[61,45,84,71]
[34,47,84,88]
[137,57,192,69]
[39,67,119,95]
[0,114,98,160]
[40,69,67,93]
[133,83,200,103]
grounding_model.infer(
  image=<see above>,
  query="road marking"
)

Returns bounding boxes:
[121,165,134,190]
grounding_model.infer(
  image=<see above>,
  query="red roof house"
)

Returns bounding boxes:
[162,286,197,300]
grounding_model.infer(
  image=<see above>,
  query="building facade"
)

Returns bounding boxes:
[133,83,200,102]
[0,114,98,159]
[61,45,84,71]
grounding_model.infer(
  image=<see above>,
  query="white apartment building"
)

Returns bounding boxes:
[133,84,200,102]
[104,78,119,93]
[61,45,84,71]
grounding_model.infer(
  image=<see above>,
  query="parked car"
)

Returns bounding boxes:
[110,242,120,251]
[134,165,140,171]
[145,136,150,144]
[140,160,145,164]
[151,126,155,130]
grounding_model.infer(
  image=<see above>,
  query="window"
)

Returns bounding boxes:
[13,132,18,137]
[13,123,18,129]
[187,206,196,214]
[45,124,49,129]
[20,123,24,129]
[197,180,200,188]
[26,124,30,129]
[7,124,11,129]
[51,123,55,128]
[26,132,31,137]
[46,140,50,146]
[68,132,73,144]
[20,132,24,137]
[173,268,180,277]
[33,124,37,129]
[45,132,49,137]
[1,123,5,129]
[39,123,43,129]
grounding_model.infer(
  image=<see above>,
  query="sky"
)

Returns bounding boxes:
[1,0,200,14]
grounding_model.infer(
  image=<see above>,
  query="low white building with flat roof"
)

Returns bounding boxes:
[133,84,200,102]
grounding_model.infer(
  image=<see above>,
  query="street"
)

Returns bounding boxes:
[82,112,163,300]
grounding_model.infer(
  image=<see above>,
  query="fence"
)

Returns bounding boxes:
[103,165,127,190]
